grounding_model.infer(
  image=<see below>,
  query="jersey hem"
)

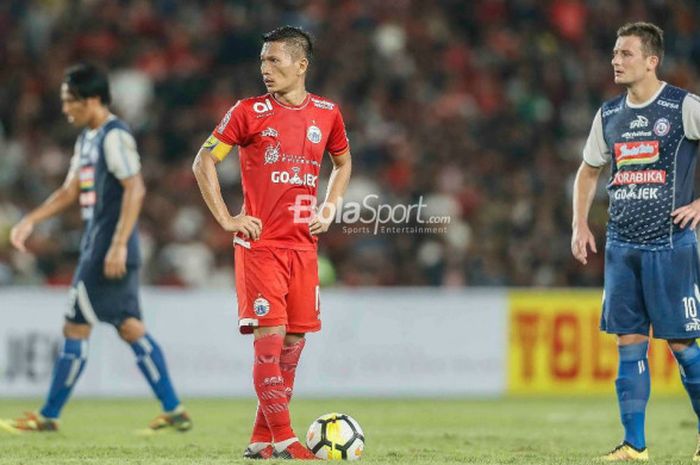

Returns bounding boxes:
[235,239,318,251]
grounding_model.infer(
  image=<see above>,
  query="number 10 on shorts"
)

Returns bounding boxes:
[683,296,698,319]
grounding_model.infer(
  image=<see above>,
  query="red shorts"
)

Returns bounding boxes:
[234,245,321,334]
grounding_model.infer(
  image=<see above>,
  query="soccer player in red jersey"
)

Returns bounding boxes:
[193,26,351,460]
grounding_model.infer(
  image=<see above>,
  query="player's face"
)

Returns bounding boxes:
[260,42,306,94]
[60,83,91,127]
[611,35,656,86]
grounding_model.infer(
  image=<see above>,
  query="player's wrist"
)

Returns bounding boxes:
[571,219,588,230]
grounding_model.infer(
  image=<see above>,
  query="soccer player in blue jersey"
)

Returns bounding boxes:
[572,22,700,461]
[1,64,191,434]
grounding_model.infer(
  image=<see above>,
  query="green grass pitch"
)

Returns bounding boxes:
[0,396,697,464]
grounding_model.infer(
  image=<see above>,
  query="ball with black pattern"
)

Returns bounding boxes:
[306,412,365,460]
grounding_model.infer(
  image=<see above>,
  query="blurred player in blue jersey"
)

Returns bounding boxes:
[572,22,700,461]
[0,64,191,434]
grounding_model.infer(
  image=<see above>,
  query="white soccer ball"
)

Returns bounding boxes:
[306,412,365,460]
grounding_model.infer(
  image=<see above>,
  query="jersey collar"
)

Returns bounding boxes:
[85,114,117,139]
[625,81,667,109]
[270,93,310,111]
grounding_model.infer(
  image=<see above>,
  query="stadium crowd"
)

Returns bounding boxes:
[2,0,700,287]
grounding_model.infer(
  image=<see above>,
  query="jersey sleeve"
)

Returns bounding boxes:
[326,108,350,156]
[682,93,700,140]
[582,108,610,167]
[203,101,248,160]
[104,128,141,179]
[68,140,80,176]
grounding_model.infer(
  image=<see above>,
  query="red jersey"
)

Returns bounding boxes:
[206,93,350,250]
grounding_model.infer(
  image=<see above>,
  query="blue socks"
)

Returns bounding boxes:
[673,342,700,432]
[615,342,650,450]
[40,338,88,419]
[130,334,180,412]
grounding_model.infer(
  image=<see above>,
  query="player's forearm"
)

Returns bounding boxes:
[111,179,145,246]
[192,150,234,226]
[572,162,602,228]
[26,185,78,225]
[322,158,352,208]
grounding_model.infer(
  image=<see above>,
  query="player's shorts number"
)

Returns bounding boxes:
[683,296,698,319]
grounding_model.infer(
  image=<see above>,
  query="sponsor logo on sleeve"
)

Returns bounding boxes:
[217,108,233,134]
[653,118,671,137]
[602,104,622,118]
[614,140,659,166]
[311,98,335,110]
[657,99,680,109]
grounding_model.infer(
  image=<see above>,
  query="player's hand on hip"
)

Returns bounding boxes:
[672,199,700,230]
[104,243,128,279]
[9,218,34,253]
[309,203,335,235]
[224,214,262,240]
[571,223,597,265]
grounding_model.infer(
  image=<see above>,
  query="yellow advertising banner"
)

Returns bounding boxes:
[508,290,684,395]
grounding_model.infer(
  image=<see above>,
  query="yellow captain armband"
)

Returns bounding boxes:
[202,135,233,160]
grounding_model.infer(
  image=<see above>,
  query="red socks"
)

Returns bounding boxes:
[250,337,306,444]
[280,338,306,398]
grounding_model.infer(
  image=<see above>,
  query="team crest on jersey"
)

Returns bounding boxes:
[264,143,281,164]
[307,125,322,144]
[653,118,671,137]
[253,296,270,316]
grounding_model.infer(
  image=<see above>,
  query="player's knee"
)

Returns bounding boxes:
[63,322,91,339]
[254,325,286,340]
[284,333,305,346]
[668,338,696,352]
[118,318,146,343]
[617,334,649,346]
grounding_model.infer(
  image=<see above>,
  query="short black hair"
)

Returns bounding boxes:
[63,63,111,105]
[262,26,313,62]
[617,22,664,66]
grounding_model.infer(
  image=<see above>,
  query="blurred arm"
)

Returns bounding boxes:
[571,162,602,265]
[104,174,146,278]
[9,170,79,252]
[671,94,700,229]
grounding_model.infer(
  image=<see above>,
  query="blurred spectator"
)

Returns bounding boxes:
[2,0,699,287]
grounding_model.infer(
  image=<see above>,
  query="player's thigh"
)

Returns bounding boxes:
[642,243,700,339]
[286,250,321,334]
[601,244,649,335]
[67,264,142,328]
[235,246,289,334]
